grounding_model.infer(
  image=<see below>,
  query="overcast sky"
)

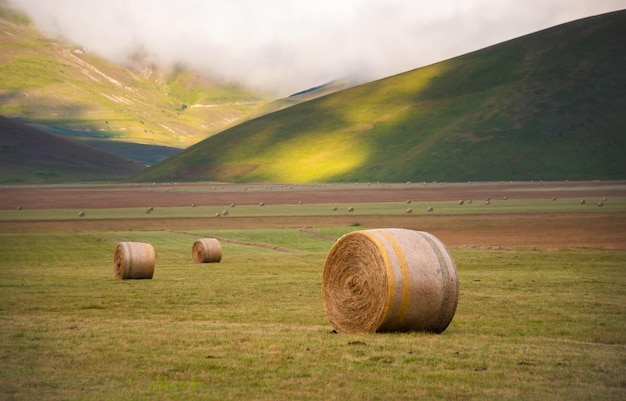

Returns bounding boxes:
[8,0,625,95]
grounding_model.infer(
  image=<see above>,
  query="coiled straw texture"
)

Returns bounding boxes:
[113,242,155,280]
[322,228,458,333]
[192,238,222,263]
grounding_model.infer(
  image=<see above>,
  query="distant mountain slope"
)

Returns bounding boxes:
[0,4,271,153]
[0,116,143,183]
[135,10,626,183]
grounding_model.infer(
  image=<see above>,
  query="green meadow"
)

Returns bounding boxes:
[2,196,624,221]
[1,222,624,400]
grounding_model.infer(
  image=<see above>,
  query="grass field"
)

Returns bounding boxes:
[0,184,625,400]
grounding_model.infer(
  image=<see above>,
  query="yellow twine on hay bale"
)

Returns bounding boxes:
[322,228,458,334]
[113,242,155,279]
[192,238,222,263]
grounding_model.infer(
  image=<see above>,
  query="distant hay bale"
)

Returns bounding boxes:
[230,203,236,208]
[259,202,265,206]
[191,203,196,207]
[78,211,85,217]
[579,199,586,205]
[16,206,22,210]
[348,207,354,212]
[192,238,222,263]
[485,200,490,205]
[467,200,472,204]
[221,210,229,216]
[113,242,155,280]
[406,200,411,204]
[214,212,221,217]
[322,228,458,333]
[458,200,464,205]
[597,202,604,207]
[146,206,154,214]
[332,206,338,211]
[427,206,433,212]
[552,197,557,201]
[502,196,508,200]
[406,208,413,214]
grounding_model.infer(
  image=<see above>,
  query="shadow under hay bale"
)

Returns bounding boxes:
[113,242,155,280]
[192,238,222,263]
[322,228,458,334]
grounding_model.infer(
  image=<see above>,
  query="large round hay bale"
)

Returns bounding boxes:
[192,238,222,263]
[322,228,458,334]
[113,242,155,280]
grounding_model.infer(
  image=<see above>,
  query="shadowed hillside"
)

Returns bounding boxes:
[0,4,271,155]
[0,116,143,183]
[135,10,626,183]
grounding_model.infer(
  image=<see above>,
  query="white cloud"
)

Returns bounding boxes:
[7,0,625,95]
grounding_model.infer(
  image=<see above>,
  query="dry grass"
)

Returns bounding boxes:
[0,228,624,400]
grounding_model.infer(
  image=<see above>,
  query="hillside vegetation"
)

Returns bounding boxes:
[0,5,271,158]
[0,116,143,183]
[135,10,626,183]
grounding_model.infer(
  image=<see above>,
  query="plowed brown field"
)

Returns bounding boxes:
[1,181,625,249]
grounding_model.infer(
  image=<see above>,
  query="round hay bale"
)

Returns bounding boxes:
[322,228,458,333]
[579,199,586,205]
[192,238,222,263]
[113,242,155,280]
[78,211,85,217]
[406,208,413,214]
[222,210,229,216]
[597,201,604,207]
[458,200,464,205]
[427,206,434,212]
[259,202,265,206]
[332,206,338,211]
[348,207,354,212]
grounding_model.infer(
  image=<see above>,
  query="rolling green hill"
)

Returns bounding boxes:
[135,10,626,183]
[0,116,143,183]
[0,4,271,158]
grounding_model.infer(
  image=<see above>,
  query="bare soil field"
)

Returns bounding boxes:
[1,181,625,249]
[1,180,624,209]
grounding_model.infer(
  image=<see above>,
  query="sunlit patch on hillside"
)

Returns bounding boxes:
[245,132,369,182]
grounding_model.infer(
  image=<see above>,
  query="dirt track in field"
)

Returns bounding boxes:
[1,181,625,249]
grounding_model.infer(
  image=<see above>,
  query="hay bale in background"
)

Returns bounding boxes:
[192,238,222,263]
[113,242,155,280]
[322,228,458,334]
